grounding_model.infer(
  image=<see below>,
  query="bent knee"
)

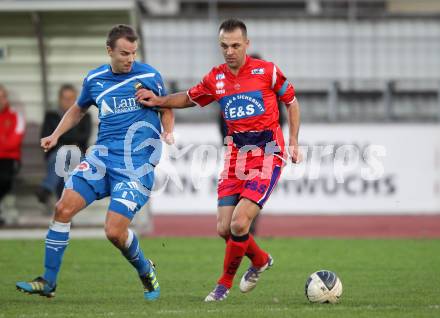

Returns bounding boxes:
[104,226,125,246]
[230,219,249,236]
[216,223,230,239]
[54,201,76,222]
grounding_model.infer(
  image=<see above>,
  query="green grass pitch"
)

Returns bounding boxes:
[1,238,439,318]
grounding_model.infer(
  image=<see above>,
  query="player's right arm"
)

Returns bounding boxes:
[137,71,216,109]
[40,104,88,152]
[136,90,195,109]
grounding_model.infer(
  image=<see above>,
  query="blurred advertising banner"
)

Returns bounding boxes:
[151,124,440,215]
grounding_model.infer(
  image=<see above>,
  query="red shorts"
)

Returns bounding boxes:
[217,128,285,208]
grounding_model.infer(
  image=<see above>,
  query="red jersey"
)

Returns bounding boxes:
[187,56,295,135]
[188,56,295,207]
[0,105,25,161]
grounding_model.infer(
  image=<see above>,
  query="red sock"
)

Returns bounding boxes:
[223,234,268,268]
[217,234,249,289]
[245,234,269,268]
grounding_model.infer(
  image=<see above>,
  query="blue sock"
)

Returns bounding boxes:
[43,221,71,286]
[121,229,150,276]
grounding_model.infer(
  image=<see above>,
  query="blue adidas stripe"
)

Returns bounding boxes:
[276,81,289,97]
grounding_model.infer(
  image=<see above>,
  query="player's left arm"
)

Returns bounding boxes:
[152,73,175,144]
[271,63,302,163]
[285,98,302,164]
[159,108,175,145]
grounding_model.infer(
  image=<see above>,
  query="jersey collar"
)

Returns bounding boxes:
[224,55,251,77]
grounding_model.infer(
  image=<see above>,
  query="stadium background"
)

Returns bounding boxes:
[1,1,440,317]
[0,0,439,236]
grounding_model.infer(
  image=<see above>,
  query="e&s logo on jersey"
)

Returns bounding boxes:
[219,90,265,121]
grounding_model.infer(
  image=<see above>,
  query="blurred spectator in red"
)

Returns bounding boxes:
[0,84,25,226]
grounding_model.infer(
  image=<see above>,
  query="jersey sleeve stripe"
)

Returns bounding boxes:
[271,65,277,89]
[87,68,109,82]
[96,73,155,103]
[276,80,289,97]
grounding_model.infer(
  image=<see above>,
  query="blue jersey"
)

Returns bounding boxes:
[77,61,166,166]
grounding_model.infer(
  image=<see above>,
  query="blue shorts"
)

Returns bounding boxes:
[65,156,155,220]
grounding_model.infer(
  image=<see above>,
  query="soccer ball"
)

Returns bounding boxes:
[305,270,343,304]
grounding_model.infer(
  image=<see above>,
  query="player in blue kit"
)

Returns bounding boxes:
[16,25,173,301]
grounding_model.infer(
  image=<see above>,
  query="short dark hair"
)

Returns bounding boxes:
[218,19,247,38]
[106,24,138,49]
[58,83,76,98]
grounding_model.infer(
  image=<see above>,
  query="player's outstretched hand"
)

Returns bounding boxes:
[289,142,303,164]
[41,135,58,153]
[136,88,160,107]
[161,132,175,145]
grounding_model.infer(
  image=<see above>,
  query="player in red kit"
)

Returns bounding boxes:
[136,19,301,301]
